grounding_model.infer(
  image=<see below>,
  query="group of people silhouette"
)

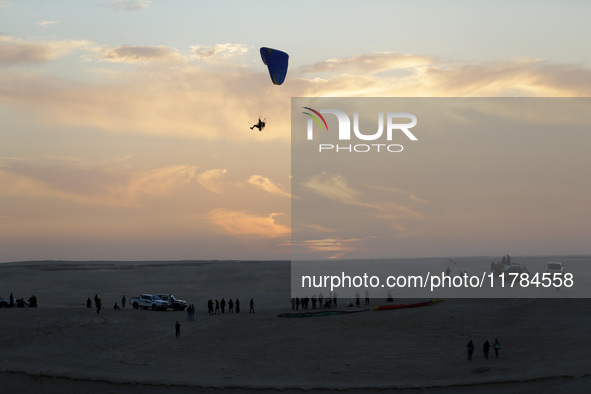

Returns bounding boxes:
[291,292,338,310]
[208,298,238,314]
[87,294,102,314]
[467,338,501,360]
[186,304,196,320]
[207,298,256,314]
[4,292,37,308]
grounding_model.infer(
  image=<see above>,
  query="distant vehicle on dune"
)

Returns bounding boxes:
[546,262,565,274]
[502,261,529,274]
[0,296,11,308]
[129,294,169,311]
[155,294,187,311]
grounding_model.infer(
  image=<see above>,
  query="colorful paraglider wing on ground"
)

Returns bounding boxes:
[371,299,444,311]
[277,300,444,317]
[260,47,289,85]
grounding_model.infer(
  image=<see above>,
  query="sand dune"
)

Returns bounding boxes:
[1,260,590,393]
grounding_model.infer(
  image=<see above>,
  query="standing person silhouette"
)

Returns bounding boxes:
[175,321,181,338]
[467,340,474,360]
[249,298,255,313]
[483,340,491,359]
[494,338,501,358]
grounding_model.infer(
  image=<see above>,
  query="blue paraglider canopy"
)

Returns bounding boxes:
[260,47,289,86]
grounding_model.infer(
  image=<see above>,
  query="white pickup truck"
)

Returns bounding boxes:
[129,294,169,310]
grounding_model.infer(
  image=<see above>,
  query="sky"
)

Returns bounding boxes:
[1,0,591,262]
[291,97,591,261]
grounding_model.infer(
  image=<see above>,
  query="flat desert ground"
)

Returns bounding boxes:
[1,259,591,393]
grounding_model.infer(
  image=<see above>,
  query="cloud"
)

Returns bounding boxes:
[301,52,432,75]
[303,173,424,219]
[303,173,377,209]
[295,52,591,98]
[108,0,151,11]
[300,174,427,240]
[3,47,591,146]
[197,169,227,194]
[301,223,340,233]
[366,185,426,220]
[0,158,198,206]
[301,238,361,259]
[208,208,290,238]
[91,45,182,63]
[130,165,198,199]
[191,43,248,61]
[34,21,60,28]
[0,62,273,142]
[247,175,290,198]
[0,36,90,66]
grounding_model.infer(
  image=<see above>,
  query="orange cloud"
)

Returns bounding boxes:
[303,173,379,210]
[0,159,198,206]
[197,169,227,194]
[0,36,90,66]
[130,165,198,199]
[299,174,428,240]
[191,43,248,61]
[0,65,279,142]
[247,175,290,197]
[208,208,290,238]
[297,54,591,98]
[2,47,591,147]
[301,52,432,75]
[91,45,182,63]
[301,223,340,233]
[301,238,361,259]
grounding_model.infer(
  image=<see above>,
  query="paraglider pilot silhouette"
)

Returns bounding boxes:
[252,47,288,131]
[250,117,266,131]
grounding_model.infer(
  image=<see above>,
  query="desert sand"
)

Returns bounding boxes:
[1,259,590,393]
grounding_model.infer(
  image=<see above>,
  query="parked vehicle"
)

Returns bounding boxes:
[155,294,187,311]
[0,296,12,308]
[546,262,565,274]
[129,294,169,310]
[502,261,528,274]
